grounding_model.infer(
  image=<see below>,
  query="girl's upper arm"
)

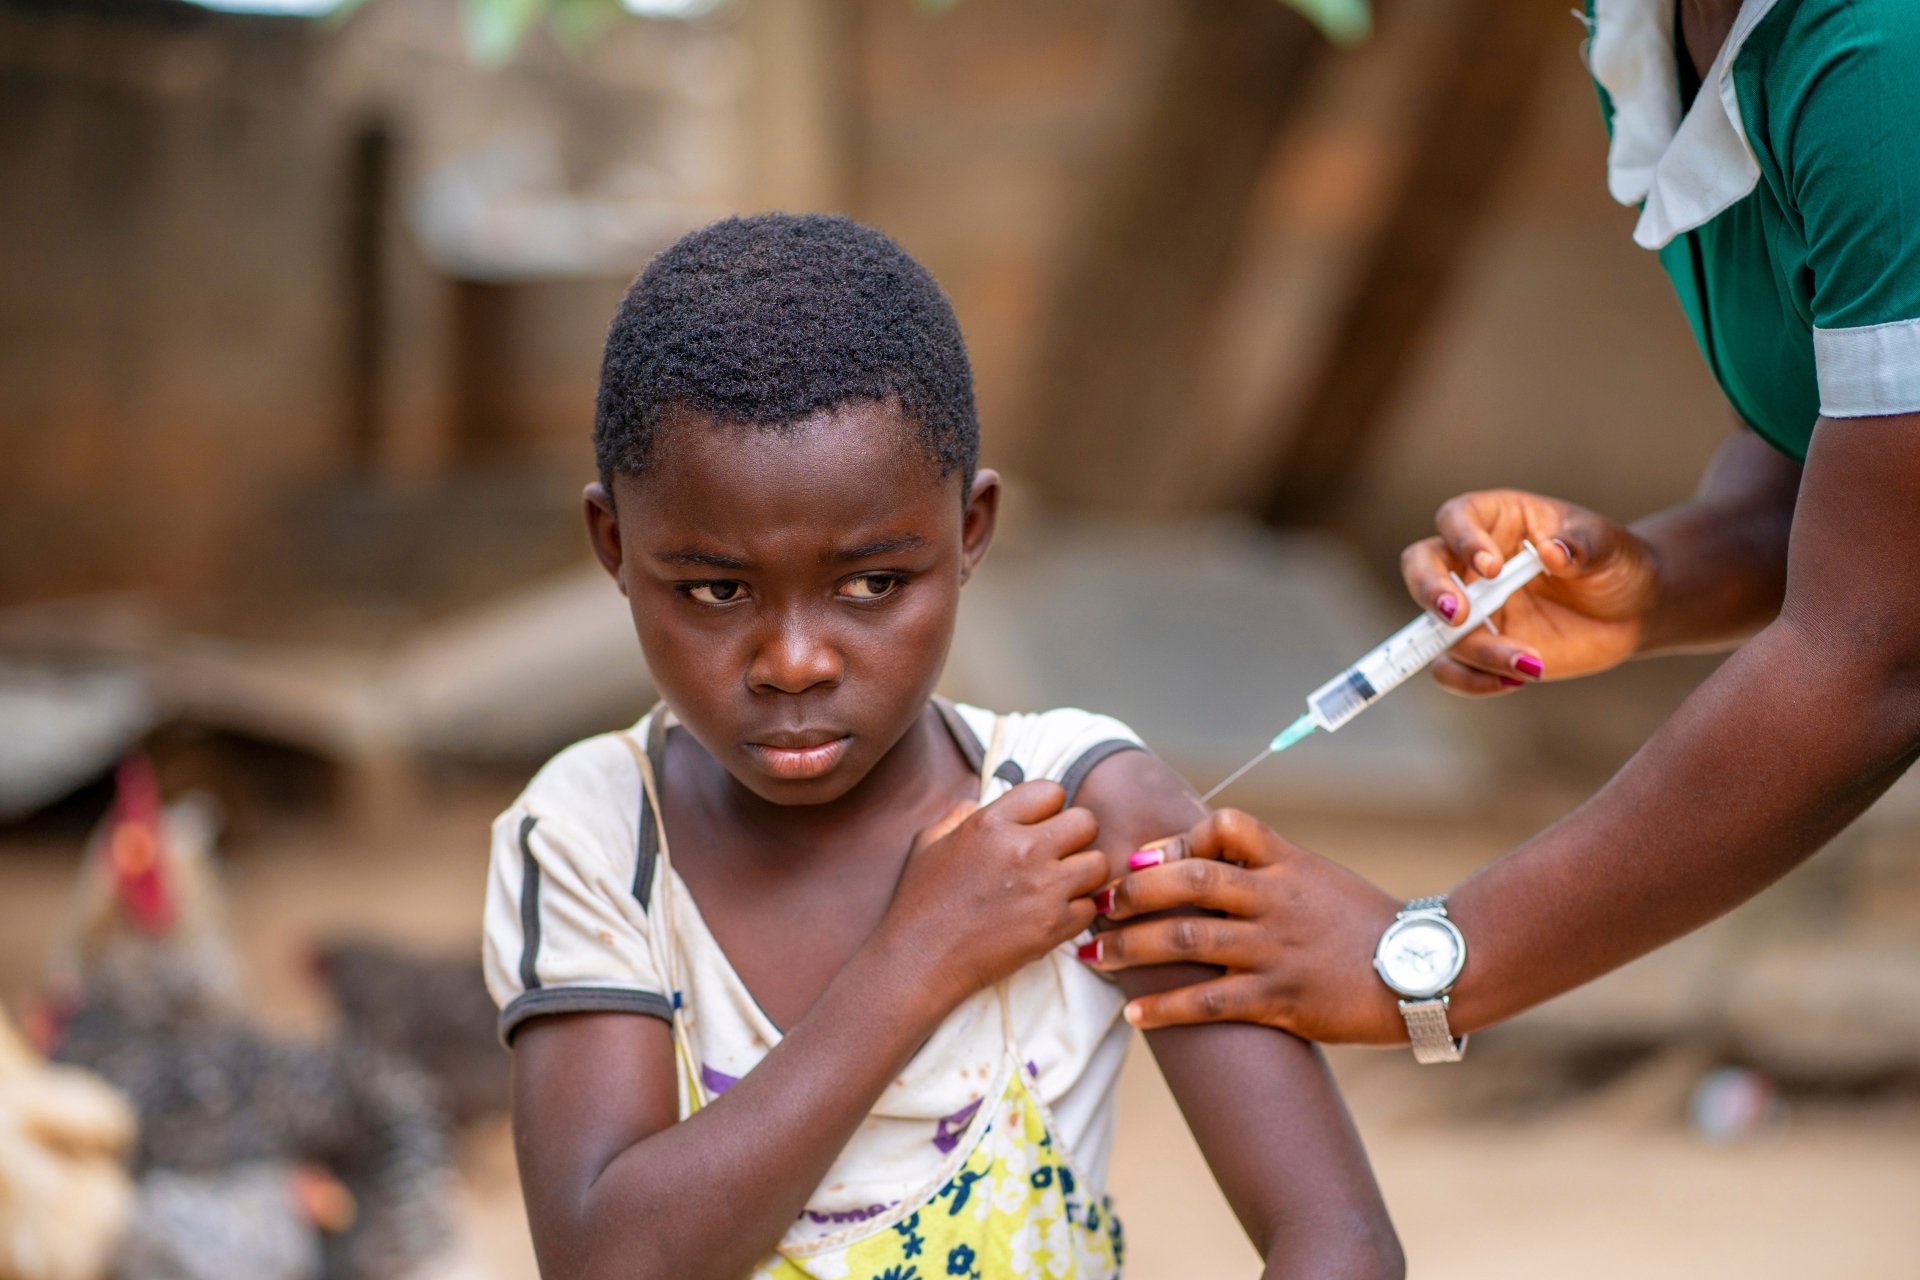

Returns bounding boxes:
[511,1012,680,1273]
[481,789,684,1270]
[1074,749,1400,1275]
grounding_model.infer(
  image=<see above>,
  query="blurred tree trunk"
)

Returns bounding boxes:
[1009,0,1326,508]
[745,0,869,216]
[1257,0,1566,526]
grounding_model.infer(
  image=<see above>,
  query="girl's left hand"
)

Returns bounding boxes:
[1088,808,1408,1045]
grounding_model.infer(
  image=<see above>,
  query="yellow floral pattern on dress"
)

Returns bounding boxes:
[748,1069,1124,1280]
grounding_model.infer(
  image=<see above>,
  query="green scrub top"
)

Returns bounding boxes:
[1584,0,1920,460]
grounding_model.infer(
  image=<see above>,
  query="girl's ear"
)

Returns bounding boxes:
[959,469,1001,585]
[584,482,627,596]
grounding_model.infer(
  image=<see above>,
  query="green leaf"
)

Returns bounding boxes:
[322,0,372,30]
[547,0,627,57]
[465,0,546,66]
[1280,0,1371,45]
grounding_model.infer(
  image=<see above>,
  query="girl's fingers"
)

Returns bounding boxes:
[1083,916,1258,971]
[1032,804,1099,855]
[985,779,1068,824]
[1060,848,1112,898]
[1060,895,1099,940]
[1121,975,1275,1031]
[1096,857,1260,923]
[907,800,979,856]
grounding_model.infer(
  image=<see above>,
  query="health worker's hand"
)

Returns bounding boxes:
[1089,810,1407,1045]
[877,781,1108,1014]
[1401,489,1659,696]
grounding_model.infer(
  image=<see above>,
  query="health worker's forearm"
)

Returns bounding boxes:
[1445,612,1920,1036]
[1449,411,1920,1033]
[571,945,951,1280]
[1631,430,1798,656]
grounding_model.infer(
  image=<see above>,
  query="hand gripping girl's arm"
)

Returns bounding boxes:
[1077,750,1404,1280]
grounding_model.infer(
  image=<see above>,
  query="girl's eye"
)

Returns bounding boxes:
[840,574,902,601]
[686,581,747,605]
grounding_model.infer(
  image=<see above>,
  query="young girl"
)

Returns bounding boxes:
[483,213,1400,1280]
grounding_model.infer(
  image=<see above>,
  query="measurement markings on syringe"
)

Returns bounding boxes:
[1312,671,1378,729]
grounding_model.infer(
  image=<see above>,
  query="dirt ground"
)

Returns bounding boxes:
[5,786,1918,1279]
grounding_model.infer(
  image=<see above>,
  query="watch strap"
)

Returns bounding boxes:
[1399,997,1467,1064]
[1401,894,1448,916]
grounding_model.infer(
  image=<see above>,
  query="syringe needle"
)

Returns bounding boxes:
[1199,714,1319,804]
[1200,748,1274,805]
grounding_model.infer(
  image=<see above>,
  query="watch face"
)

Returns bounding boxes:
[1376,916,1464,998]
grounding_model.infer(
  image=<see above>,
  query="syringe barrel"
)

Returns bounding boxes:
[1304,542,1545,733]
[1458,541,1547,624]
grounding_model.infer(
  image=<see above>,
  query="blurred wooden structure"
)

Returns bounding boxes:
[2,0,1747,788]
[0,0,739,604]
[1257,0,1568,525]
[1,0,1722,598]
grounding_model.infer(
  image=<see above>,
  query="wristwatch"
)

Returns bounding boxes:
[1373,895,1469,1064]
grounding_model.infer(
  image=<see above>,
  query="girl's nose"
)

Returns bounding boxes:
[747,617,843,694]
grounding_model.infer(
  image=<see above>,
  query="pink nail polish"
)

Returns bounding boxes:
[1436,593,1460,622]
[1077,939,1102,964]
[1498,676,1525,689]
[1514,654,1544,679]
[1093,886,1115,916]
[1128,849,1164,871]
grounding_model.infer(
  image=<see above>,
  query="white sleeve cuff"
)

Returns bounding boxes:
[1814,316,1920,418]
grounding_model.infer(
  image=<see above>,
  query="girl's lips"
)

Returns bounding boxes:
[744,736,851,780]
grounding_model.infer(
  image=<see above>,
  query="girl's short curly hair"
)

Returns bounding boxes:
[593,213,979,492]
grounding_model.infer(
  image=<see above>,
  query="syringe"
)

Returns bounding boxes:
[1199,541,1547,803]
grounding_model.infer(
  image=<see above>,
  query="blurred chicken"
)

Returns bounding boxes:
[50,756,240,1029]
[49,754,302,1170]
[45,757,460,1280]
[311,940,508,1125]
[110,1163,353,1280]
[0,1006,137,1280]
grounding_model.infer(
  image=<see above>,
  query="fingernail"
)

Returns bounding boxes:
[1093,886,1115,916]
[1128,849,1164,871]
[1123,1003,1144,1026]
[1474,551,1499,577]
[1498,676,1526,689]
[1436,592,1460,622]
[1077,939,1103,964]
[1514,654,1544,679]
[1551,537,1575,564]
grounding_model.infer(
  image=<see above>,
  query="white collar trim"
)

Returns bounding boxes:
[1588,0,1783,249]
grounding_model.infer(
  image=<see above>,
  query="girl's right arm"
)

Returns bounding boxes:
[509,780,1107,1280]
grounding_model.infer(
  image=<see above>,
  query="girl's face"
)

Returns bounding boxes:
[586,399,997,807]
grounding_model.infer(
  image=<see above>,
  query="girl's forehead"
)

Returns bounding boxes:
[620,403,962,552]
